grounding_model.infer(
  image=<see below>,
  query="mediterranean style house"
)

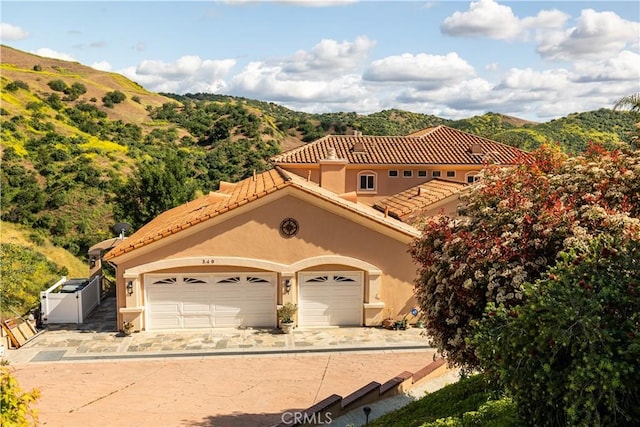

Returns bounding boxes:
[103,126,525,332]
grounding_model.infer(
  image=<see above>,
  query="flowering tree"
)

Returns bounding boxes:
[473,229,640,425]
[411,144,640,368]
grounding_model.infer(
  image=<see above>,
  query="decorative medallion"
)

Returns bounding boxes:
[280,218,299,237]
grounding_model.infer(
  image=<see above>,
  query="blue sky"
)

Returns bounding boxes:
[2,1,639,121]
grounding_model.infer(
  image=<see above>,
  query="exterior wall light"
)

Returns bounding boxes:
[284,279,292,294]
[126,281,134,296]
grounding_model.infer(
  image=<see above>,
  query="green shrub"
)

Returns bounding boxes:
[63,82,87,101]
[46,93,64,110]
[474,233,640,426]
[370,375,503,427]
[5,80,29,92]
[102,90,126,105]
[47,79,68,92]
[412,146,640,369]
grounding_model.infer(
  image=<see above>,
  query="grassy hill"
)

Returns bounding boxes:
[1,45,176,127]
[0,44,638,316]
[1,222,87,277]
[1,221,88,317]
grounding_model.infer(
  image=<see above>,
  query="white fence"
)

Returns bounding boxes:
[40,276,101,324]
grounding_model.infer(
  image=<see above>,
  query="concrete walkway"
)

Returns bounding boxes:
[4,297,432,365]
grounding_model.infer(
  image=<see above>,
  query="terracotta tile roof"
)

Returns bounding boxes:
[104,168,291,260]
[271,125,526,165]
[105,167,420,261]
[374,179,468,222]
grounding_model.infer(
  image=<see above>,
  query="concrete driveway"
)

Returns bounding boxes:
[10,350,436,427]
[5,297,440,426]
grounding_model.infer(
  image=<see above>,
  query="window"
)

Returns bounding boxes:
[432,171,442,178]
[358,172,376,191]
[467,174,480,183]
[388,170,399,178]
[446,171,456,178]
[418,170,427,177]
[403,170,413,178]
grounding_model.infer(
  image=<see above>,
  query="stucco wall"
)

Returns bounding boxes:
[284,164,481,204]
[113,193,418,329]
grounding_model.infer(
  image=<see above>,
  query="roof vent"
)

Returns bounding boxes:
[353,130,363,137]
[352,141,366,153]
[470,143,483,155]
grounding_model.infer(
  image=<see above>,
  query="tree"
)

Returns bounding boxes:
[47,79,68,92]
[613,93,640,149]
[102,90,126,107]
[473,231,640,425]
[613,93,640,112]
[63,82,87,101]
[115,152,197,229]
[410,144,640,369]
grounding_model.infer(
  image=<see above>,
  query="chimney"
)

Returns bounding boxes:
[352,141,365,153]
[319,147,347,194]
[470,143,483,155]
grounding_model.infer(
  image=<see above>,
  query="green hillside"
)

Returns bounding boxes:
[1,222,88,317]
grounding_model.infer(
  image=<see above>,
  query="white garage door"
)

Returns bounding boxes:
[146,273,276,330]
[299,272,363,327]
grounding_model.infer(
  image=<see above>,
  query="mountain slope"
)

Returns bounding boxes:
[1,45,175,125]
[1,44,638,259]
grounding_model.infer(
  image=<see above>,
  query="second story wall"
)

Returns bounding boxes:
[282,164,483,202]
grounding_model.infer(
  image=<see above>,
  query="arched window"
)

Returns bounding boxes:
[466,172,480,184]
[357,171,377,192]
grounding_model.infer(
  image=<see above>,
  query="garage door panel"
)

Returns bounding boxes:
[146,274,275,330]
[148,313,182,329]
[183,316,213,328]
[182,302,210,314]
[299,272,362,327]
[149,301,180,314]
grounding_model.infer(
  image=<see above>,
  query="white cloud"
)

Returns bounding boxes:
[281,36,376,79]
[0,22,29,40]
[485,63,499,72]
[441,0,522,39]
[363,52,475,87]
[221,36,377,106]
[119,56,236,94]
[440,0,567,41]
[230,61,367,103]
[33,48,76,62]
[537,9,640,61]
[91,61,112,72]
[572,50,640,83]
[498,68,572,91]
